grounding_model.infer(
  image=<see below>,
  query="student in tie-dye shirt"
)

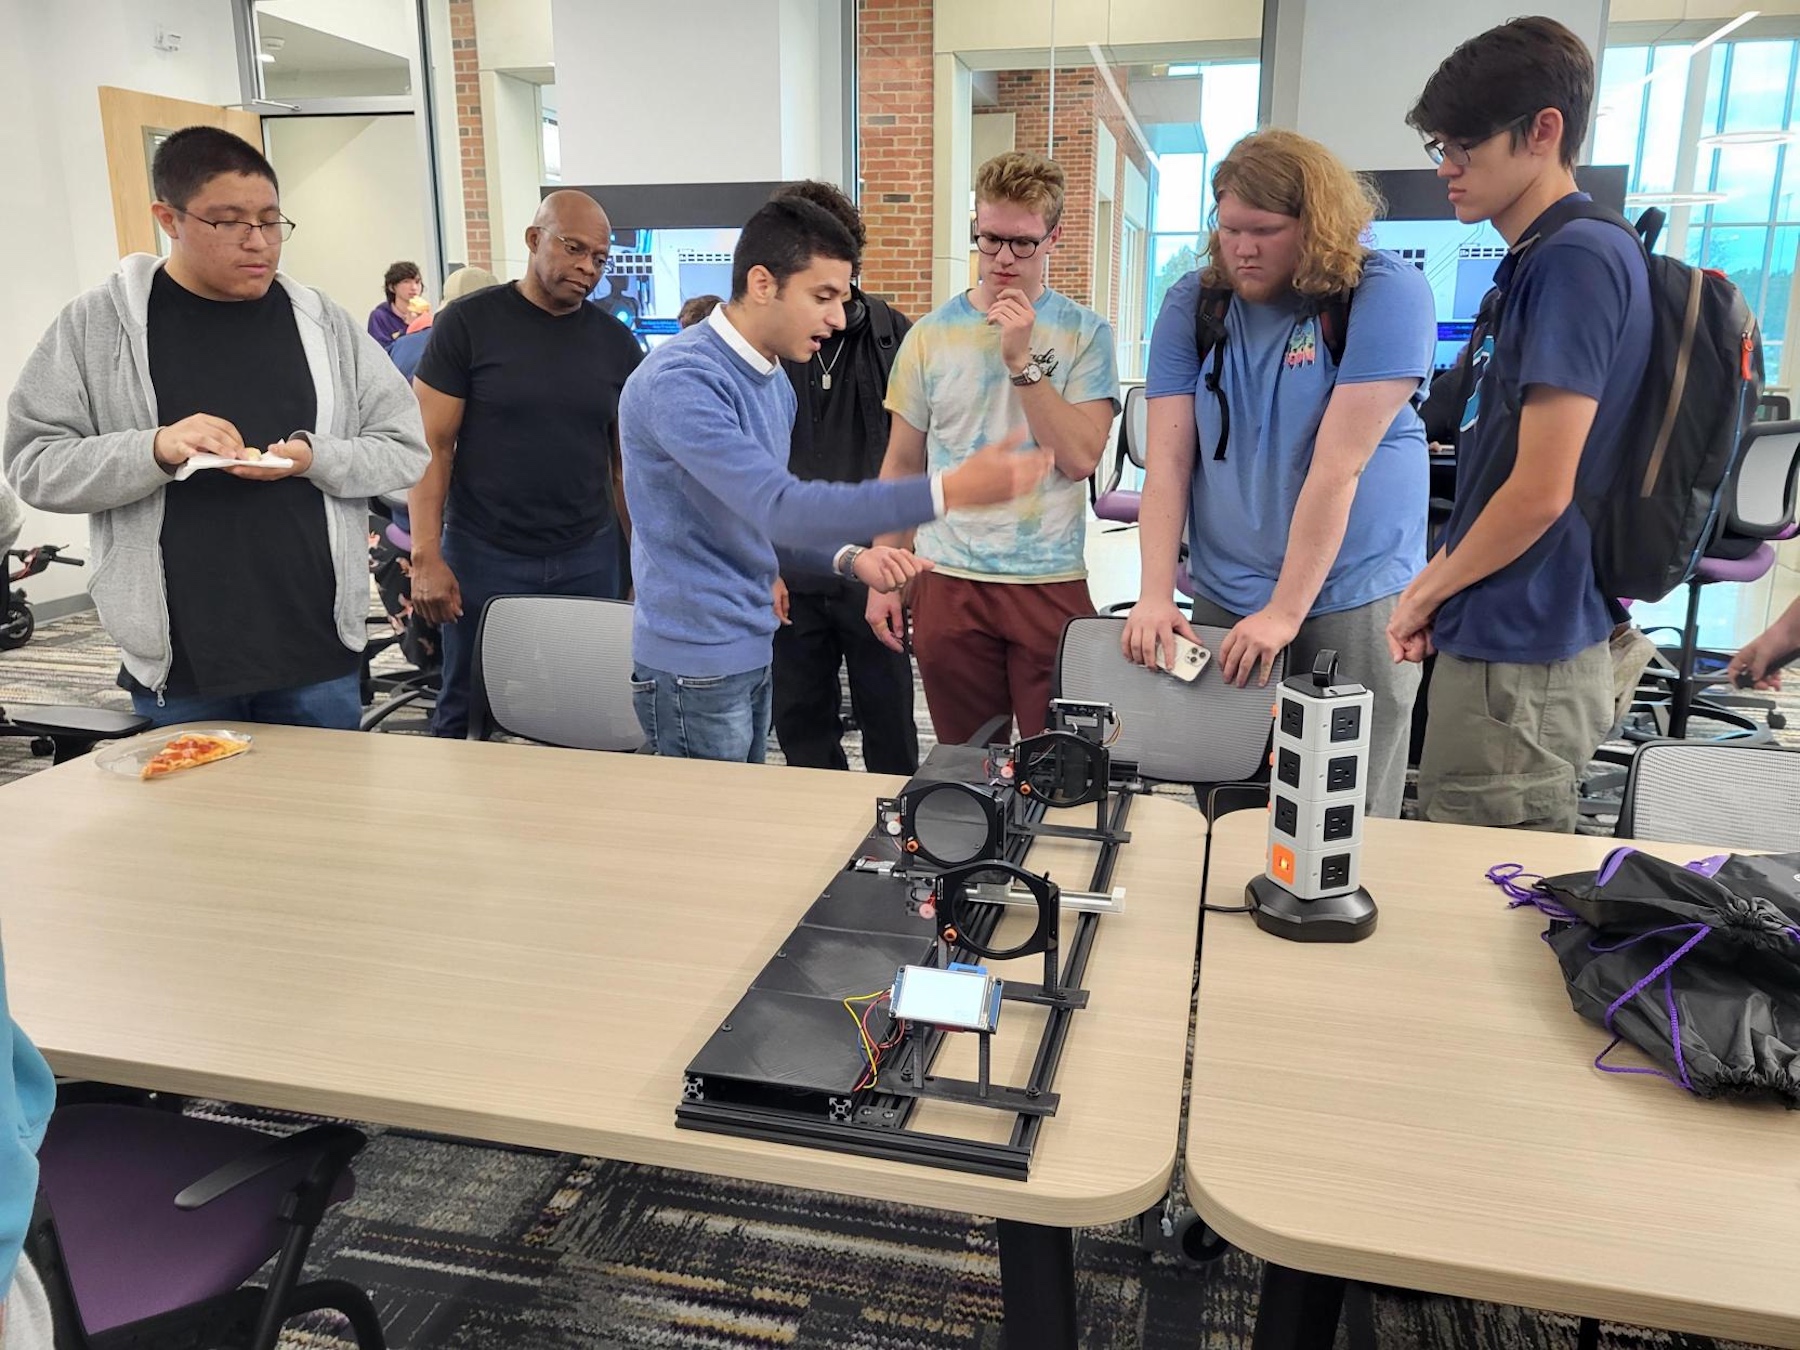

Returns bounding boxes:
[868,151,1120,744]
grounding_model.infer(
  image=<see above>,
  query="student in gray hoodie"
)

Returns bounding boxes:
[3,126,428,728]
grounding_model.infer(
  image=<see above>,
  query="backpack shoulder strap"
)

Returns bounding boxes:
[866,294,902,383]
[1316,291,1353,366]
[1193,285,1234,460]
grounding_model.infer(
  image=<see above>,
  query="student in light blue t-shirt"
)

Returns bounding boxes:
[1124,128,1435,818]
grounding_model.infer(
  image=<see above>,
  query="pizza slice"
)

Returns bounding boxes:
[140,732,250,781]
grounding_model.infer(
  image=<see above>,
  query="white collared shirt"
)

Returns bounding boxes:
[706,304,778,377]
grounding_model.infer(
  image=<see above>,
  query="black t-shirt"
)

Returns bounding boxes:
[143,268,351,698]
[415,284,643,557]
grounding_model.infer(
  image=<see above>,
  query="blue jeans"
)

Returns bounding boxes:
[434,522,624,738]
[632,663,772,763]
[130,670,362,730]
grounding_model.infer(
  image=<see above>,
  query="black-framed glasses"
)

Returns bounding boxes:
[543,229,609,269]
[1422,112,1536,168]
[973,230,1045,259]
[175,210,295,242]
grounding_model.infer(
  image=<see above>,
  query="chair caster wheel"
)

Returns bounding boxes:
[1770,711,1787,731]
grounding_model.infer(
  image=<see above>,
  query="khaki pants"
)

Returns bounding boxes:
[1189,593,1421,819]
[1417,642,1614,832]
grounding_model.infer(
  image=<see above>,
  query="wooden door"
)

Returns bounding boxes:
[98,87,263,259]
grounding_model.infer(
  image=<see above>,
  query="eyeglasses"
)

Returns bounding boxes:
[973,230,1046,259]
[1422,112,1536,168]
[176,210,295,242]
[544,229,610,269]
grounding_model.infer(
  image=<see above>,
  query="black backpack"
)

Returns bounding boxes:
[1468,199,1763,602]
[1192,285,1351,461]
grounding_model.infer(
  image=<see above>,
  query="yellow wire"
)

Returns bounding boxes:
[843,990,888,1088]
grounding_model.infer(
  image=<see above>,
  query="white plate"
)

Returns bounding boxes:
[94,729,255,779]
[173,453,295,482]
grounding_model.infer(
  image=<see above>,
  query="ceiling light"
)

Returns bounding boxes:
[257,51,275,62]
[1167,63,1200,76]
[1598,9,1759,117]
[1698,128,1800,146]
[1626,190,1730,207]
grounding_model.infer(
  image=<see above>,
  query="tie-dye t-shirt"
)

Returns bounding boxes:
[885,288,1119,581]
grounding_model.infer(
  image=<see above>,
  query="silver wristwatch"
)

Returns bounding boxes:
[835,545,866,578]
[1010,360,1044,388]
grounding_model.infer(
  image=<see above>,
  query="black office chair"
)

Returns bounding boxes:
[1624,418,1800,743]
[0,705,150,764]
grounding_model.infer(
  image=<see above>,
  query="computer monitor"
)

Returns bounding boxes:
[556,181,791,349]
[1362,166,1629,370]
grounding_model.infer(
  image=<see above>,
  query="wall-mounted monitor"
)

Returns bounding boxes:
[1362,166,1629,370]
[557,181,791,349]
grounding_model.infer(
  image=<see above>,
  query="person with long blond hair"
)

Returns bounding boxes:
[1121,128,1434,818]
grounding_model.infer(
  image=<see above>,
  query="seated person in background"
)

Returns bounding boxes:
[619,197,1050,763]
[0,935,57,1348]
[868,151,1120,745]
[4,125,428,729]
[389,266,498,383]
[1728,597,1800,690]
[368,261,425,349]
[411,191,642,739]
[1393,18,1651,833]
[678,294,722,328]
[1122,128,1434,820]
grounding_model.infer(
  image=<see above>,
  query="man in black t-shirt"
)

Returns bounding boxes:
[3,126,428,728]
[411,190,643,738]
[769,182,919,774]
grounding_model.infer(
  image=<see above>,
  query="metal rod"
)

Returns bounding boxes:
[978,1033,992,1097]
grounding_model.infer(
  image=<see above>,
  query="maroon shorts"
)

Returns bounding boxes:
[907,571,1095,746]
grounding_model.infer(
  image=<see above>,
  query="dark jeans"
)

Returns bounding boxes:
[130,670,362,730]
[772,583,919,775]
[433,522,625,738]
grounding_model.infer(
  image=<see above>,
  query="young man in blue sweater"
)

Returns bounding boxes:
[621,197,1050,762]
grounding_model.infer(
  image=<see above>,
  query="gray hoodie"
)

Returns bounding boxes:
[3,254,429,694]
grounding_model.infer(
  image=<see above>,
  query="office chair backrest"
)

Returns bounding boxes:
[1724,418,1800,538]
[1055,614,1282,785]
[470,595,645,751]
[1757,392,1791,422]
[1619,740,1800,852]
[1121,383,1148,469]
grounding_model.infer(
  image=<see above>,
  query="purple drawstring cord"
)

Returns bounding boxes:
[1587,922,1713,1092]
[1486,862,1580,922]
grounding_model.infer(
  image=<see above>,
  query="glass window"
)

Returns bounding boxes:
[1594,45,1649,178]
[1703,225,1772,315]
[252,0,415,100]
[1149,234,1202,335]
[1764,226,1800,377]
[1720,40,1794,134]
[1636,44,1694,195]
[1710,142,1782,222]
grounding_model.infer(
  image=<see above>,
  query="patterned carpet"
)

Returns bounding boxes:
[2,606,1793,1350]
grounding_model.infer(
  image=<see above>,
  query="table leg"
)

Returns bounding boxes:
[1251,1261,1347,1350]
[995,1219,1077,1350]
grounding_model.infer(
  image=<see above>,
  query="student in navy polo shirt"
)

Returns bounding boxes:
[619,198,1051,763]
[1393,17,1651,832]
[1122,129,1435,819]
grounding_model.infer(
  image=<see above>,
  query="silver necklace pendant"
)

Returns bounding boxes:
[821,372,832,391]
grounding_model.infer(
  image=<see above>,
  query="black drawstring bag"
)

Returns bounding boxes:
[1489,848,1800,1105]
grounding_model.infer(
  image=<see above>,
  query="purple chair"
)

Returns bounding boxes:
[31,1104,381,1349]
[1637,418,1800,741]
[1092,384,1147,525]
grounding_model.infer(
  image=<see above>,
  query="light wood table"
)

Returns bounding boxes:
[1189,812,1800,1350]
[2,725,1207,1348]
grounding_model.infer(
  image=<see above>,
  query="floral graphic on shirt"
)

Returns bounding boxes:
[1283,320,1317,369]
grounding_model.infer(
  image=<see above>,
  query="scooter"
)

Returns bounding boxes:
[3,545,83,650]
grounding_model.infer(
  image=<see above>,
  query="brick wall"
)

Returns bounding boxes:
[449,0,490,271]
[857,0,934,317]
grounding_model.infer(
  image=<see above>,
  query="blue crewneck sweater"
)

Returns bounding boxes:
[621,320,937,677]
